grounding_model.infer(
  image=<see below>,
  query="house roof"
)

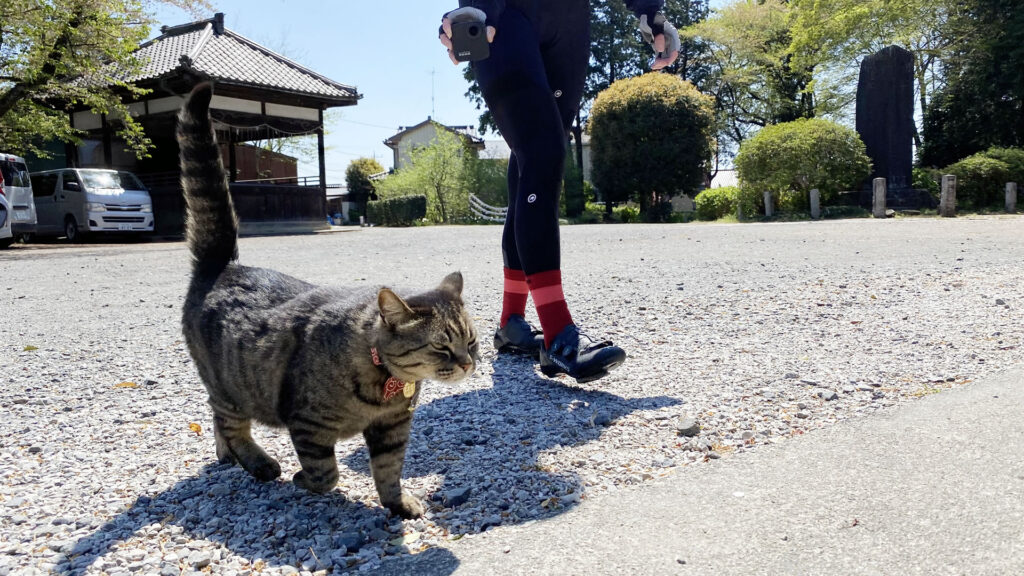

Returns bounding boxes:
[383,118,485,149]
[126,13,359,105]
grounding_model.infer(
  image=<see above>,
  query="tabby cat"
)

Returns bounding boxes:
[176,83,478,518]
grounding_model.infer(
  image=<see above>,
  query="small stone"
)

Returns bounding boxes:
[188,551,212,568]
[995,299,1006,306]
[28,446,42,454]
[677,558,687,565]
[593,413,612,427]
[676,418,700,437]
[740,431,754,440]
[797,402,808,410]
[784,373,799,379]
[443,487,472,508]
[872,391,885,400]
[796,412,810,419]
[818,390,839,401]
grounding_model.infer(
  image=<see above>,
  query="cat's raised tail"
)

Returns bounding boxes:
[177,82,239,282]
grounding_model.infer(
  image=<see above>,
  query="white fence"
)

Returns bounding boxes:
[469,193,508,223]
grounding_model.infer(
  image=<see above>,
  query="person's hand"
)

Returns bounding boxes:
[439,7,497,65]
[638,12,680,70]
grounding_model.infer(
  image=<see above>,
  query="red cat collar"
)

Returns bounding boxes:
[371,347,416,402]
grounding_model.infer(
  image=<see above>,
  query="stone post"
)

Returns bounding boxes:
[737,202,743,221]
[1007,182,1018,213]
[872,178,887,218]
[763,191,774,217]
[940,175,957,218]
[810,189,821,220]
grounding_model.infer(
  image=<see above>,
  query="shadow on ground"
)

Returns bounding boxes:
[58,356,677,574]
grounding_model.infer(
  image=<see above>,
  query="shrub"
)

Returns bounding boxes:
[735,118,871,210]
[944,155,1011,209]
[695,186,738,220]
[367,195,427,227]
[589,73,715,220]
[913,166,942,202]
[980,147,1024,185]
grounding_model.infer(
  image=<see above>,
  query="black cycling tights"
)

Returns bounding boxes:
[472,2,590,275]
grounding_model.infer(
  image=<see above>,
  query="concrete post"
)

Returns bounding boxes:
[810,189,821,220]
[737,202,743,221]
[763,191,774,217]
[940,175,957,218]
[1007,182,1018,213]
[872,178,887,218]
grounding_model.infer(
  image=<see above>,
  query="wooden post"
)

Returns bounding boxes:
[872,178,887,218]
[940,175,957,218]
[810,189,821,220]
[1007,182,1018,213]
[318,108,328,217]
[763,190,773,217]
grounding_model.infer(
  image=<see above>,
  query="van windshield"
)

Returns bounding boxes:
[79,171,120,191]
[115,172,146,190]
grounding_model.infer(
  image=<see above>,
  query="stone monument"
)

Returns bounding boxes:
[855,45,934,209]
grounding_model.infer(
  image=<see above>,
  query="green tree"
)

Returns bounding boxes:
[788,0,958,150]
[735,118,871,210]
[588,73,715,220]
[345,157,384,216]
[374,130,473,224]
[685,0,820,153]
[0,0,210,158]
[919,0,1024,167]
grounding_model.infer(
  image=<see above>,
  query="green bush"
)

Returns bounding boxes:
[367,195,427,227]
[944,155,1011,209]
[736,118,871,210]
[913,166,942,203]
[589,73,715,220]
[980,147,1024,185]
[695,186,738,220]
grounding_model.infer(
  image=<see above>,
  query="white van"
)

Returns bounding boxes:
[0,153,36,243]
[0,182,11,248]
[30,169,154,241]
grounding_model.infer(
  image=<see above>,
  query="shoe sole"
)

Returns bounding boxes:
[494,337,541,359]
[540,357,625,384]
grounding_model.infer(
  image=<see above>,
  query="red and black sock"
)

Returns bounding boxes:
[500,267,529,327]
[527,269,573,348]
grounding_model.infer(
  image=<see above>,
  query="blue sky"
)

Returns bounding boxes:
[152,1,727,182]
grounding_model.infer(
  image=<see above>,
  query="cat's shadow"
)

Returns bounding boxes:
[57,357,679,575]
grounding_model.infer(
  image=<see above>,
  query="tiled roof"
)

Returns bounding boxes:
[128,16,359,103]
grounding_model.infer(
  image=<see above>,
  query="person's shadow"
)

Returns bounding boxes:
[57,356,678,575]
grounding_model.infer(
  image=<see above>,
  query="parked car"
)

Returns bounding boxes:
[30,168,154,241]
[0,153,36,242]
[0,178,12,248]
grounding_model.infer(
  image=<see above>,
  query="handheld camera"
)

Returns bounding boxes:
[451,20,490,62]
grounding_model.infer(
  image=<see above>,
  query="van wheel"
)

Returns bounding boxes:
[64,217,83,243]
[0,238,13,249]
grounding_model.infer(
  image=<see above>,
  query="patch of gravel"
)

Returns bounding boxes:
[1,217,1023,574]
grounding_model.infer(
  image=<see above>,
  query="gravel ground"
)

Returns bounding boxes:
[1,216,1022,575]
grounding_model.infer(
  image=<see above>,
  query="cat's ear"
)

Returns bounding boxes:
[378,288,414,327]
[440,271,463,296]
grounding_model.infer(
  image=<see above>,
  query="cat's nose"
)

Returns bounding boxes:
[460,362,473,373]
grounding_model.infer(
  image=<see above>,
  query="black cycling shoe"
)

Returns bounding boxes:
[539,324,626,384]
[493,315,544,358]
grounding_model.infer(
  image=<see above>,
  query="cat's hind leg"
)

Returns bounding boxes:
[213,413,281,481]
[363,416,424,519]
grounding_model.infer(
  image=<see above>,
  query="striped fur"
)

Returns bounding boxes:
[176,83,478,518]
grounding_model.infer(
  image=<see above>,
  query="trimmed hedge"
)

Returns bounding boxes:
[944,155,1011,209]
[367,195,427,227]
[736,118,871,210]
[980,147,1024,185]
[695,186,738,220]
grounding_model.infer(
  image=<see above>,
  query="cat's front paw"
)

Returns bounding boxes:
[384,492,425,519]
[292,470,337,494]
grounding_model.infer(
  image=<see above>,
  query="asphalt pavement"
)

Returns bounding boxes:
[377,366,1024,576]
